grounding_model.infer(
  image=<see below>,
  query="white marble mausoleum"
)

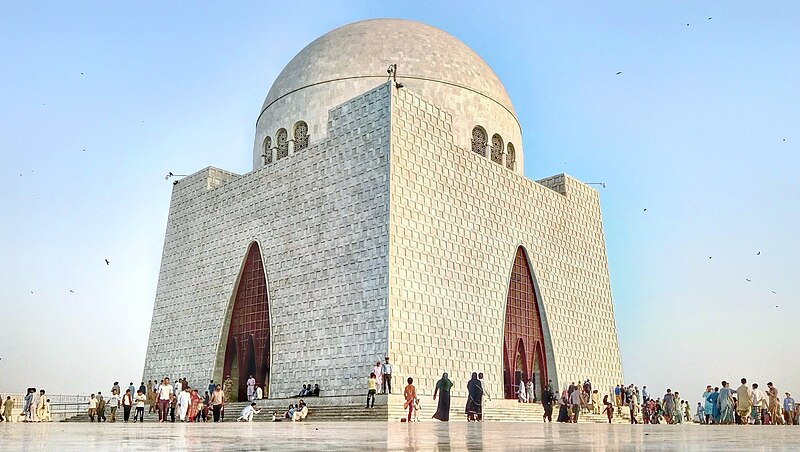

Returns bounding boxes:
[143,19,624,404]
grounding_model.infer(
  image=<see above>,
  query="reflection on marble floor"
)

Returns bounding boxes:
[1,421,799,451]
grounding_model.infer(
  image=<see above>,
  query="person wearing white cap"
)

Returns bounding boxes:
[783,392,796,425]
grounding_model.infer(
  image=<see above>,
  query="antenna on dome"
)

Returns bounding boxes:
[387,64,403,89]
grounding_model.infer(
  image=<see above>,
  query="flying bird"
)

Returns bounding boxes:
[708,256,712,260]
[643,208,647,212]
[708,17,712,20]
[80,72,84,75]
[616,71,623,75]
[30,291,34,294]
[69,289,75,293]
[745,279,751,282]
[771,291,777,294]
[756,251,761,255]
[686,23,690,27]
[105,259,110,265]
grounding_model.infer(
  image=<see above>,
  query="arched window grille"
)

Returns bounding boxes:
[293,121,309,151]
[491,134,503,164]
[276,128,288,159]
[506,143,516,170]
[471,126,487,157]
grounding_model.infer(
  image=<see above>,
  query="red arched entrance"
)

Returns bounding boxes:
[503,247,548,400]
[222,242,271,401]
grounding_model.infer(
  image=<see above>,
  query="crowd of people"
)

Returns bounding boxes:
[0,388,53,422]
[699,379,798,425]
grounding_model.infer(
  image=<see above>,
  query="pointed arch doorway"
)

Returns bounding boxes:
[222,242,272,401]
[503,246,549,401]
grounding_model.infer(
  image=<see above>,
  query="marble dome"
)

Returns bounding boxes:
[253,19,523,172]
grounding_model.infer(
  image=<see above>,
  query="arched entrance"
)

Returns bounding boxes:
[222,242,271,401]
[503,246,548,401]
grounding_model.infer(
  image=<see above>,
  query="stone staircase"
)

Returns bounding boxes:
[63,394,631,424]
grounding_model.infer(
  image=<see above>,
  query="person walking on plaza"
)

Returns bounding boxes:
[382,357,393,394]
[718,381,736,424]
[784,392,796,425]
[157,378,173,423]
[702,385,714,424]
[134,390,146,422]
[465,373,482,421]
[629,396,639,424]
[373,361,383,394]
[3,396,13,422]
[432,372,453,421]
[542,385,554,422]
[128,382,136,397]
[211,384,224,422]
[752,383,767,425]
[706,387,720,424]
[674,392,683,424]
[88,394,98,422]
[96,392,107,422]
[696,402,705,424]
[404,377,417,422]
[366,372,378,408]
[178,387,190,421]
[36,389,47,422]
[208,380,215,396]
[122,389,133,422]
[662,389,675,424]
[736,378,753,424]
[767,382,783,425]
[108,390,120,422]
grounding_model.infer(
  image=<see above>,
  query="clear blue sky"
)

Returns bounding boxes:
[1,1,798,403]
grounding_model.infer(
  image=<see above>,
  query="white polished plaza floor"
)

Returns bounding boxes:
[1,422,799,451]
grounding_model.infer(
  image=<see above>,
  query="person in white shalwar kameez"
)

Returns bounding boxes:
[518,380,527,403]
[178,389,191,421]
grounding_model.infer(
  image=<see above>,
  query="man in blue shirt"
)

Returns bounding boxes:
[784,392,796,425]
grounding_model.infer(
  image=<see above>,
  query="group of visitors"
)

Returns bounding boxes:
[15,388,51,422]
[700,379,798,425]
[370,357,393,394]
[297,384,320,397]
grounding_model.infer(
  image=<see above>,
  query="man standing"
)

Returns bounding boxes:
[381,357,393,394]
[736,378,753,424]
[767,382,783,425]
[223,375,234,403]
[107,390,120,423]
[157,378,173,423]
[134,390,146,422]
[96,391,106,422]
[663,389,675,424]
[88,394,98,422]
[784,392,796,426]
[751,383,767,425]
[147,380,156,414]
[642,386,649,403]
[718,381,736,424]
[210,384,225,422]
[246,375,256,401]
[208,380,215,395]
[702,385,714,424]
[569,385,581,422]
[112,382,121,395]
[542,384,554,422]
[36,390,47,422]
[3,396,14,422]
